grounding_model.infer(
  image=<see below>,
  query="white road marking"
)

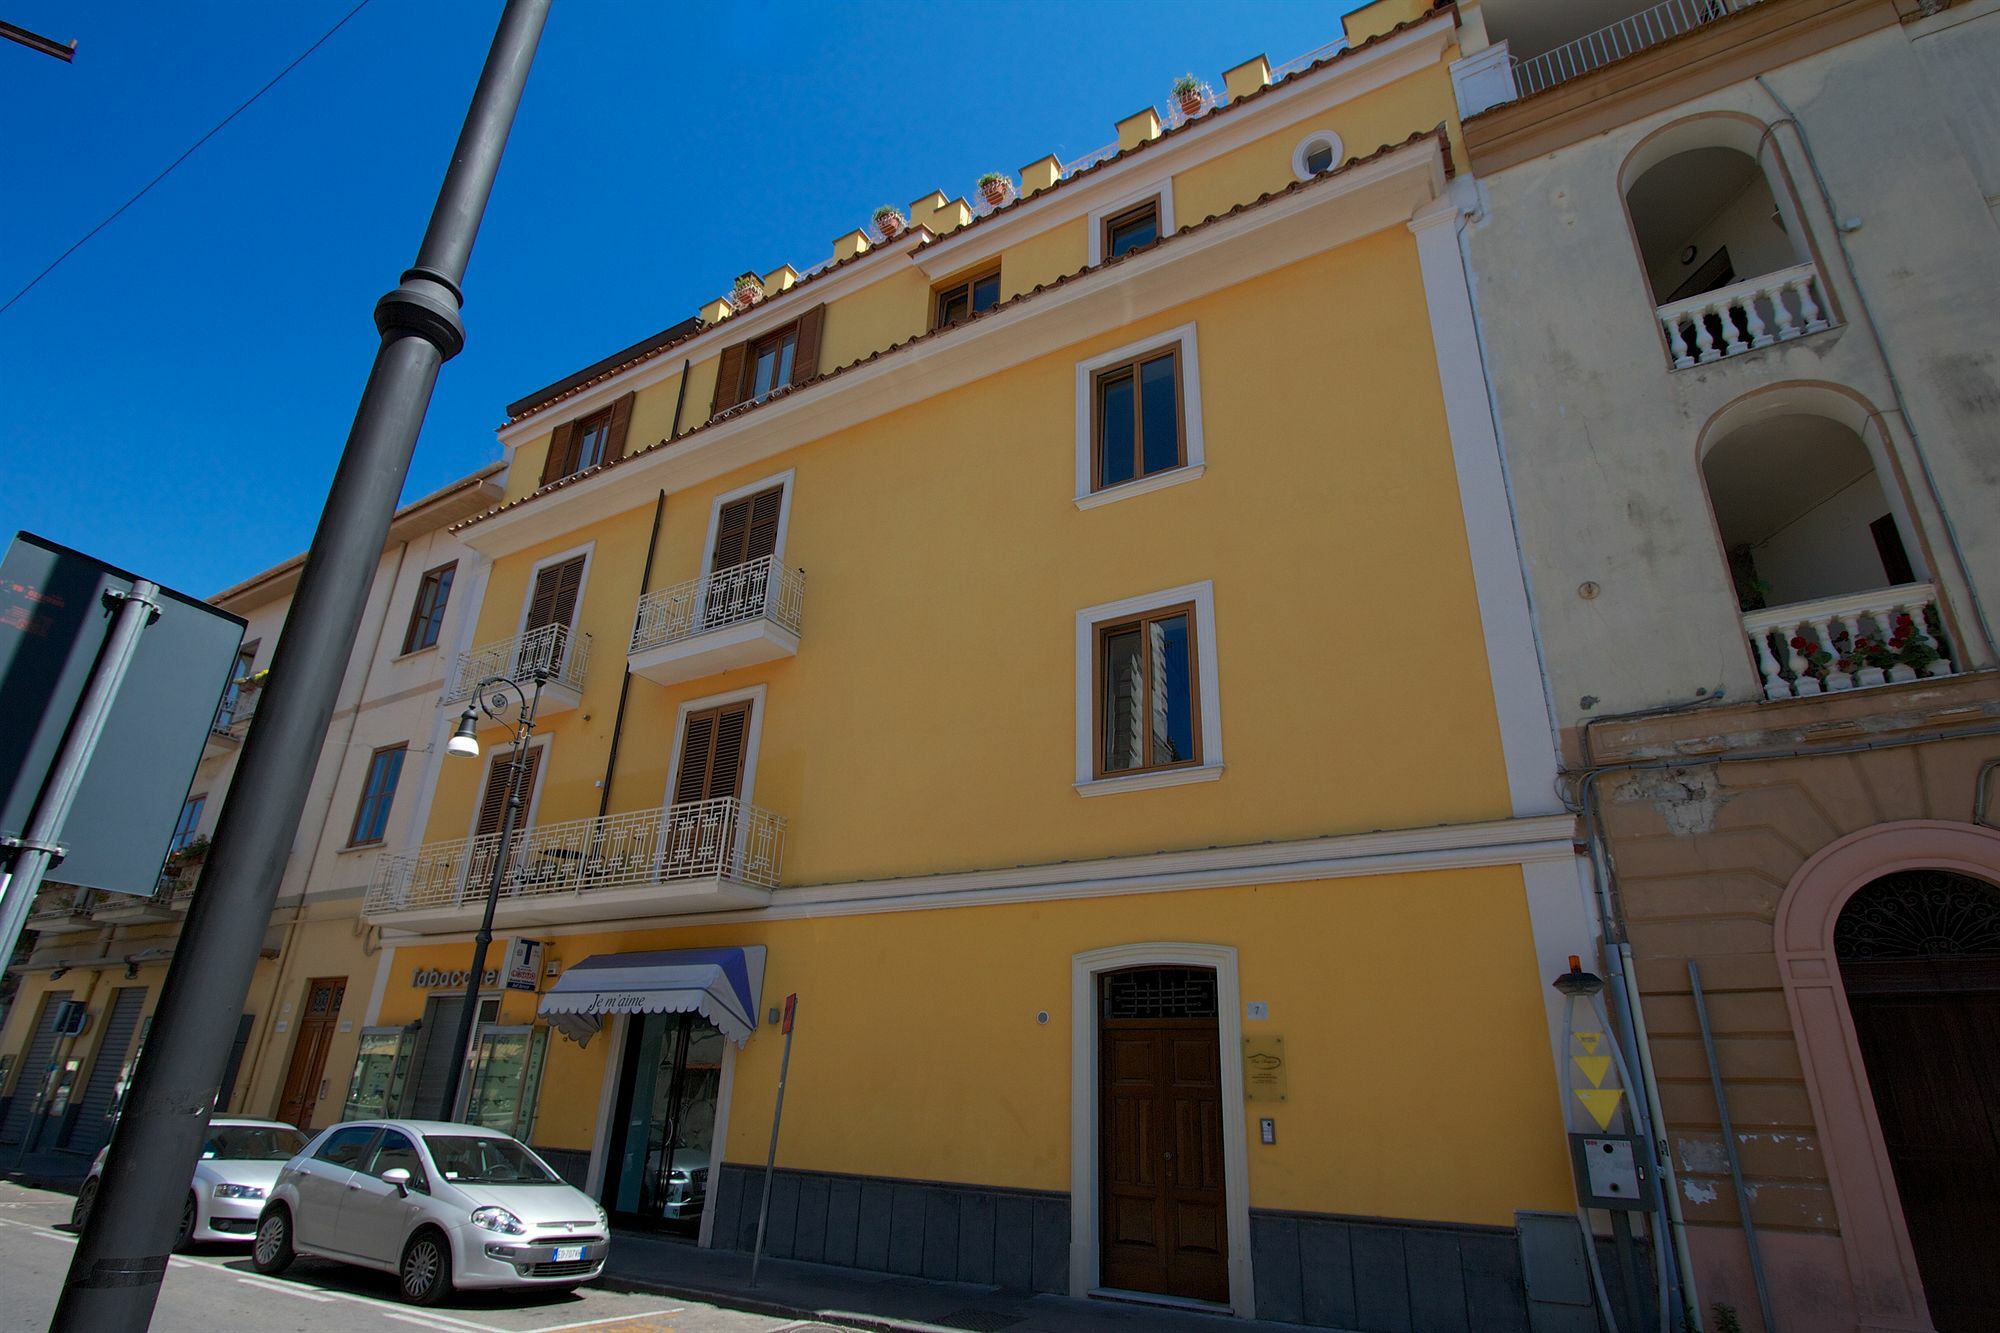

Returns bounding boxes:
[385,1314,479,1332]
[235,1274,335,1301]
[34,1229,74,1242]
[164,1250,508,1331]
[533,1312,685,1331]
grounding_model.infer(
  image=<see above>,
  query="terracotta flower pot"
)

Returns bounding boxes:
[877,215,903,238]
[981,181,1007,206]
[1178,91,1203,117]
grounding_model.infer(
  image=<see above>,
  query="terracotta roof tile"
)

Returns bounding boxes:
[454,126,1452,534]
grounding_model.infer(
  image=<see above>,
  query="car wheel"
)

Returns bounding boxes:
[70,1178,99,1232]
[399,1228,453,1307]
[252,1206,295,1275]
[172,1193,197,1251]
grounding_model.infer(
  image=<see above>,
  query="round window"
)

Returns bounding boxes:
[1292,131,1344,181]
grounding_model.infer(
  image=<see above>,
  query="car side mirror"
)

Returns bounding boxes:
[381,1167,412,1198]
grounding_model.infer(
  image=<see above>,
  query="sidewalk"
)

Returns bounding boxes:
[603,1230,1320,1333]
[1,1145,91,1195]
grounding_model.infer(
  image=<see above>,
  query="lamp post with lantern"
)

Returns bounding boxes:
[435,662,547,1121]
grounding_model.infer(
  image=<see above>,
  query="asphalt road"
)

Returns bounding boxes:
[0,1182,840,1333]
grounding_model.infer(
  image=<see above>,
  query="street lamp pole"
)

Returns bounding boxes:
[436,666,546,1121]
[49,5,550,1329]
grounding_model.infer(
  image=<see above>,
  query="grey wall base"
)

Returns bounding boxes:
[1252,1207,1534,1332]
[709,1164,1069,1294]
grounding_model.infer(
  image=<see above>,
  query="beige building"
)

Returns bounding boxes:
[0,468,501,1163]
[1450,1,2000,1330]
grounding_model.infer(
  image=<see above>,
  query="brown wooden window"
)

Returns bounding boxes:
[710,487,784,573]
[537,392,636,488]
[1094,603,1200,777]
[1091,346,1184,491]
[475,746,541,839]
[674,701,751,805]
[709,304,827,416]
[524,556,586,634]
[933,268,1001,329]
[348,744,407,846]
[401,562,456,655]
[1102,199,1161,260]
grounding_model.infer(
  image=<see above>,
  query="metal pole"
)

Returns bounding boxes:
[49,6,549,1328]
[0,582,160,985]
[749,995,798,1289]
[1689,962,1778,1333]
[437,672,542,1120]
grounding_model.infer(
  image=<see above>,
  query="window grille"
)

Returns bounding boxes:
[1834,869,2000,962]
[1101,967,1218,1020]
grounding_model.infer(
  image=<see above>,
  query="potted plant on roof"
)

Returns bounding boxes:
[872,205,906,239]
[1171,73,1205,119]
[732,271,764,310]
[977,172,1010,207]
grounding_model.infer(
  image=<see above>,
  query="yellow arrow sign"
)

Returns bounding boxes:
[1572,1055,1612,1088]
[1575,1031,1603,1056]
[1575,1087,1625,1131]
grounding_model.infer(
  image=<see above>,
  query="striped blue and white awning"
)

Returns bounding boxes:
[538,945,766,1047]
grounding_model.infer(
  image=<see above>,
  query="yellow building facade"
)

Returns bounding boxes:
[354,4,1601,1324]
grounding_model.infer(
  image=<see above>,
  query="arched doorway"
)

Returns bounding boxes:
[1836,870,2000,1331]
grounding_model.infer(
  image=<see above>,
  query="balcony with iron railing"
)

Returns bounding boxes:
[628,556,804,686]
[442,623,590,716]
[363,798,787,931]
[93,866,198,924]
[1744,584,1957,702]
[1508,0,1765,101]
[203,682,261,759]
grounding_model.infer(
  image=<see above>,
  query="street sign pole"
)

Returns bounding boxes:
[49,5,550,1328]
[0,580,160,974]
[749,994,798,1289]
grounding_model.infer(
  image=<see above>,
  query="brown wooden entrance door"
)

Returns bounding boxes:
[1098,967,1228,1304]
[1838,870,2000,1331]
[277,978,346,1131]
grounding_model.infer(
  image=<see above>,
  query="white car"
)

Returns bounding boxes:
[254,1119,608,1305]
[71,1118,306,1249]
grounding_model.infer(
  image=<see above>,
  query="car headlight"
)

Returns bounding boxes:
[595,1205,608,1230]
[470,1206,525,1235]
[213,1183,266,1200]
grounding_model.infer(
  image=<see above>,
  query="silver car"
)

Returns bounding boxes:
[71,1118,306,1249]
[253,1119,608,1305]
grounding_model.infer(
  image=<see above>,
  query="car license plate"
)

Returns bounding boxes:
[554,1245,585,1262]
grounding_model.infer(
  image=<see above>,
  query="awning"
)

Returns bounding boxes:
[537,946,766,1048]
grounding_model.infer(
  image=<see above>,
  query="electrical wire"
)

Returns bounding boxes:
[0,0,374,318]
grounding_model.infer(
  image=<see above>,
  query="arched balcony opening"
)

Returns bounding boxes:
[1624,136,1834,368]
[1704,409,1955,699]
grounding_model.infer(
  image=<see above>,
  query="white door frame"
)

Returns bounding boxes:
[1069,941,1254,1318]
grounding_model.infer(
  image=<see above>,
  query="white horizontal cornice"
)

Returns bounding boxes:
[374,811,1579,943]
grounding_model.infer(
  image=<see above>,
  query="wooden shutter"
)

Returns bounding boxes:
[711,487,784,572]
[475,747,540,838]
[674,711,716,805]
[524,557,585,633]
[603,392,636,464]
[789,305,825,387]
[674,701,751,804]
[710,341,750,416]
[538,421,579,487]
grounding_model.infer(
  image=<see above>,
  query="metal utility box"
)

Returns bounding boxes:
[1569,1132,1656,1210]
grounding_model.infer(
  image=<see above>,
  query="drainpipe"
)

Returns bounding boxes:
[1754,75,1999,663]
[667,359,691,441]
[595,491,666,821]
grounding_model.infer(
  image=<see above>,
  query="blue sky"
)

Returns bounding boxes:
[2,0,1359,596]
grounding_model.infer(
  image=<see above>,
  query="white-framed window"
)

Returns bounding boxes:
[1073,580,1223,796]
[461,735,551,843]
[1072,323,1206,509]
[514,542,595,639]
[699,469,797,581]
[1291,130,1344,181]
[1086,180,1176,267]
[665,683,768,811]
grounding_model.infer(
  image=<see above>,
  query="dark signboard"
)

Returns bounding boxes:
[0,533,246,896]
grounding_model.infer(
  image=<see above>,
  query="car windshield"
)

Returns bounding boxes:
[201,1125,307,1162]
[422,1135,562,1185]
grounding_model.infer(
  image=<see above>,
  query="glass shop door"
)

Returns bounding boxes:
[603,1012,725,1234]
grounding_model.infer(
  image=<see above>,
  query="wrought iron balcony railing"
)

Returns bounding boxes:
[630,555,805,656]
[443,623,590,705]
[363,798,787,917]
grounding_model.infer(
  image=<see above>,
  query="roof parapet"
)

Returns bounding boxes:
[1116,107,1162,152]
[1223,54,1271,102]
